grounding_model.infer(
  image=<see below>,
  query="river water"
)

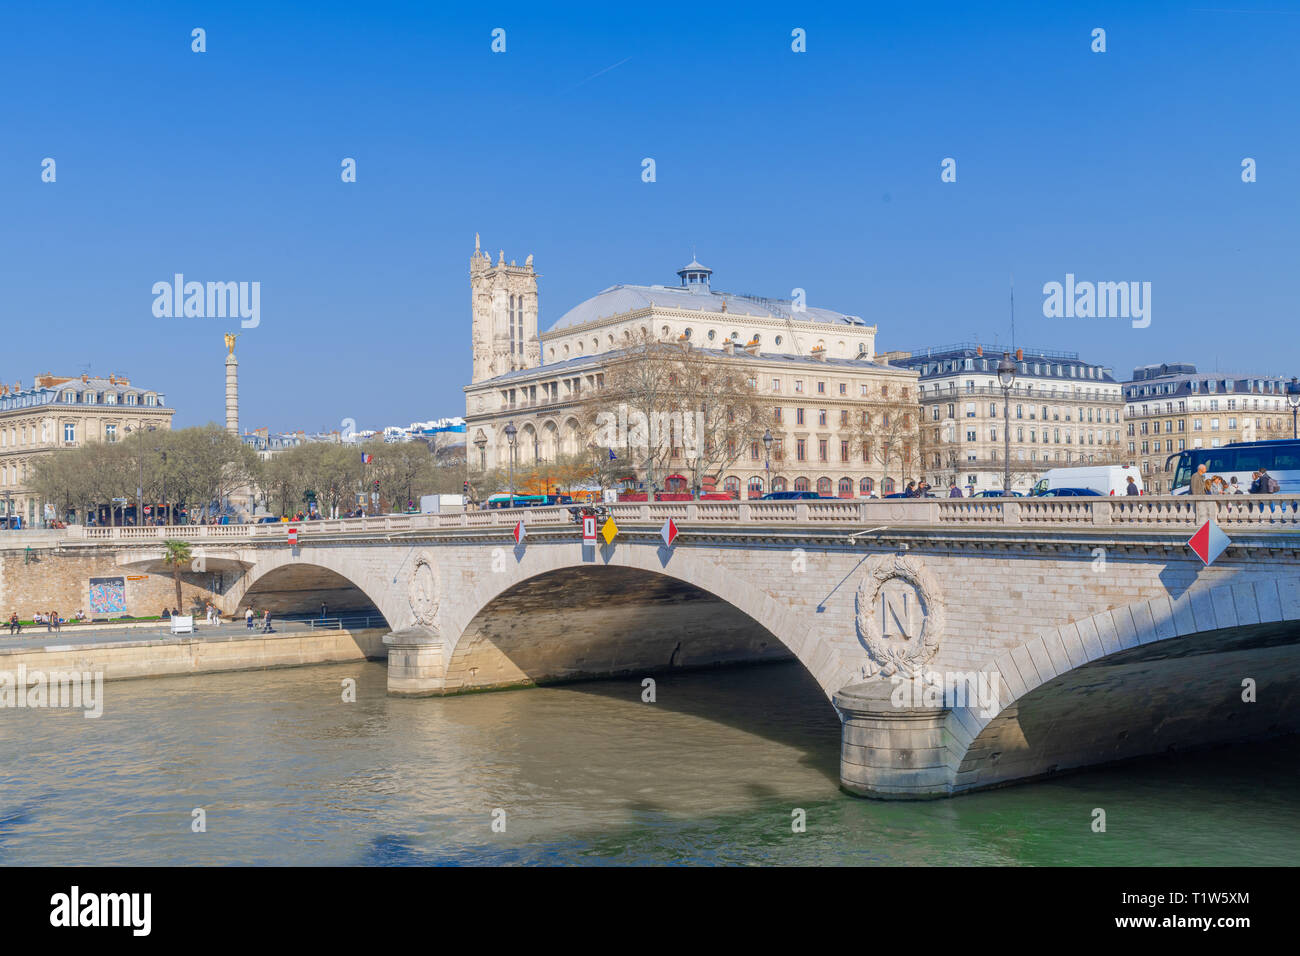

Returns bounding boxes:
[3,661,1296,865]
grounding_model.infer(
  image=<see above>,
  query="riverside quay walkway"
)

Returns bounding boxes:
[63,496,1300,798]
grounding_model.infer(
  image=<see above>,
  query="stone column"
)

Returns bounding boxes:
[834,680,953,799]
[225,353,239,436]
[383,626,447,696]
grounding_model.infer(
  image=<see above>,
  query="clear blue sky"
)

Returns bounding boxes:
[2,1,1297,431]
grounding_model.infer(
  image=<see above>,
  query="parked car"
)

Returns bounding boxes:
[972,490,1024,498]
[1034,487,1103,497]
[256,515,282,524]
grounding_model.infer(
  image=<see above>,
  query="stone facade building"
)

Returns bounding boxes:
[464,242,921,497]
[0,373,173,526]
[1123,362,1292,493]
[884,344,1126,495]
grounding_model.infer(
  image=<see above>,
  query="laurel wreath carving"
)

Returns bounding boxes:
[855,553,944,679]
[407,553,440,627]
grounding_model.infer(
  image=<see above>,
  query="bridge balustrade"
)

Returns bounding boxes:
[57,495,1300,542]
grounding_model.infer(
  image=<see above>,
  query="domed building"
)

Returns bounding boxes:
[464,238,920,498]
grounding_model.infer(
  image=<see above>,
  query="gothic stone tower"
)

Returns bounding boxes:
[470,234,540,383]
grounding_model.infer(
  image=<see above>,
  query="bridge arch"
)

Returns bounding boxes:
[439,542,851,700]
[941,577,1300,794]
[224,545,402,627]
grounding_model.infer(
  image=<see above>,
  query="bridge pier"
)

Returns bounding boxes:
[834,682,953,799]
[382,626,447,696]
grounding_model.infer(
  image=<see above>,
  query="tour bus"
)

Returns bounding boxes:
[1166,439,1300,494]
[1031,464,1145,497]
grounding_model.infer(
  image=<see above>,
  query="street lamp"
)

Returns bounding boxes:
[762,428,773,495]
[996,352,1017,497]
[504,421,518,508]
[1288,377,1300,440]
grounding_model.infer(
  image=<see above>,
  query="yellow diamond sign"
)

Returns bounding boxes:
[600,516,618,545]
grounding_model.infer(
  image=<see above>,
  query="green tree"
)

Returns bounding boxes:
[161,539,192,611]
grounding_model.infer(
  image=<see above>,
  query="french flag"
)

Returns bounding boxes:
[362,453,373,464]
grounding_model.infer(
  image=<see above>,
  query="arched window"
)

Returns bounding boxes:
[838,478,854,498]
[817,477,833,496]
[772,476,788,492]
[747,476,763,496]
[723,476,741,497]
[793,476,810,492]
[882,477,896,495]
[860,477,874,496]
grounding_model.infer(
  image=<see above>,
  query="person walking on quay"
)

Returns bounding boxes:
[1190,463,1208,495]
[1125,477,1139,496]
[261,610,273,633]
[51,611,61,633]
[948,481,962,498]
[245,607,255,630]
[44,611,53,633]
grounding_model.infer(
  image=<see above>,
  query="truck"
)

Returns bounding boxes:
[418,494,466,514]
[1030,464,1144,497]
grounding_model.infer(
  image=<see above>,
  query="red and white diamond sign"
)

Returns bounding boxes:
[1188,519,1230,566]
[513,520,526,545]
[660,518,678,547]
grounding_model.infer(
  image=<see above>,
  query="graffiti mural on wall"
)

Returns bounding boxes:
[88,576,127,615]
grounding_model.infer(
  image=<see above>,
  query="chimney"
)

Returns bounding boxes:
[744,336,761,357]
[976,345,983,356]
[722,339,735,355]
[810,344,827,362]
[1015,348,1024,361]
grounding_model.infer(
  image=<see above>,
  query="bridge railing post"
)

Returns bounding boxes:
[1003,500,1021,525]
[1093,500,1112,526]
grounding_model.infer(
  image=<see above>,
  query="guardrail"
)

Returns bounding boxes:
[59,495,1300,540]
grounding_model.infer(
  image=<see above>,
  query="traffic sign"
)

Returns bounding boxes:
[600,516,618,545]
[660,518,678,547]
[513,520,526,545]
[582,515,597,546]
[1188,519,1229,566]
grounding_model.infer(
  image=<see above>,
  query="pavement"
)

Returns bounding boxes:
[0,615,382,652]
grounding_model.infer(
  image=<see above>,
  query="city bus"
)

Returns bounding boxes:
[1165,439,1300,494]
[484,493,573,509]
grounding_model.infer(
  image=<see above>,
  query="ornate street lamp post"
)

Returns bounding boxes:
[997,353,1017,497]
[1288,377,1300,440]
[504,421,518,508]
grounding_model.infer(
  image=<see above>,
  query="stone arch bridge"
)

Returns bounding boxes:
[69,496,1300,799]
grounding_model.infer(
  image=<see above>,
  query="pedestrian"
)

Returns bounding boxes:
[261,610,273,633]
[904,480,917,497]
[1189,463,1208,495]
[1125,477,1139,496]
[1258,469,1280,494]
[245,607,255,630]
[948,482,962,498]
[44,611,52,633]
[52,612,61,632]
[1229,476,1244,494]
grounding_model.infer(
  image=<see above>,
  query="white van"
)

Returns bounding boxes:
[1031,465,1144,497]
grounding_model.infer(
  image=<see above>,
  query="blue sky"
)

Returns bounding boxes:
[2,1,1297,430]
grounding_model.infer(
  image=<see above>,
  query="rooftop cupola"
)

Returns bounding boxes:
[676,257,712,294]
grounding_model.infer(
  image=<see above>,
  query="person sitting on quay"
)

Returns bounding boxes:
[162,607,171,620]
[7,613,21,635]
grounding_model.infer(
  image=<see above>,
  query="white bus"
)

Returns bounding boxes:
[1166,440,1300,494]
